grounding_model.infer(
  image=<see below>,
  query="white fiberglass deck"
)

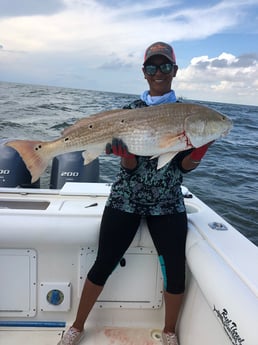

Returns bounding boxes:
[0,327,163,345]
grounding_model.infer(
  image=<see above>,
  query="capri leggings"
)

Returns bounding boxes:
[87,206,188,294]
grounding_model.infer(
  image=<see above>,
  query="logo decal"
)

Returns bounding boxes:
[213,306,245,345]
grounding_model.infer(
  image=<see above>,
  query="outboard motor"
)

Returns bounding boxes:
[50,151,99,189]
[0,139,40,188]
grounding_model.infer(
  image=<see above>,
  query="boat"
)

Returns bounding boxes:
[0,142,257,345]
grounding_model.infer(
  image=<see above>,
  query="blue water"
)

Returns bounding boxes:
[0,81,257,246]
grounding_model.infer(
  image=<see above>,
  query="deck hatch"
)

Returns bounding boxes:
[79,247,163,309]
[0,249,37,317]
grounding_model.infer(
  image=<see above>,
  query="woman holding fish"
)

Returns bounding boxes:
[59,42,213,345]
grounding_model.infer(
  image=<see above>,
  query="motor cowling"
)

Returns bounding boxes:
[49,151,99,189]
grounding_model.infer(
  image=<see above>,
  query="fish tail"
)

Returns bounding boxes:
[5,140,50,183]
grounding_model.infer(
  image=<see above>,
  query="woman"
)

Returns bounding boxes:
[58,42,211,345]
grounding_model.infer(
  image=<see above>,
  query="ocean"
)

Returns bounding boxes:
[0,81,257,246]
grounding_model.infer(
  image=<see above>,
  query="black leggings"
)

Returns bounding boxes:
[87,207,187,294]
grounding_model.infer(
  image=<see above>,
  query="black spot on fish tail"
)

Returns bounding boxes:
[35,144,42,151]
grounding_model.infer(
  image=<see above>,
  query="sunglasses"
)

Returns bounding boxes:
[144,63,174,76]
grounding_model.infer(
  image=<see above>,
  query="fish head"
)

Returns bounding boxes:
[185,109,233,147]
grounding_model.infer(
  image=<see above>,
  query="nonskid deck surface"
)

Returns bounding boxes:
[0,328,63,345]
[0,327,162,345]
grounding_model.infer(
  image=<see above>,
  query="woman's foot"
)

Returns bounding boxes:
[57,327,85,345]
[161,331,179,345]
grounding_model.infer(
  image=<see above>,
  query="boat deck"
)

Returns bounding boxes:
[0,327,162,345]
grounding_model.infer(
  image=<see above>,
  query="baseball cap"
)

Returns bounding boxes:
[143,42,176,64]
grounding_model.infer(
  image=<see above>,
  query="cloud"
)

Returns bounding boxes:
[0,0,66,17]
[191,52,256,69]
[176,52,258,104]
[99,56,133,70]
[0,0,258,104]
[231,53,258,68]
[207,53,258,69]
[0,0,255,54]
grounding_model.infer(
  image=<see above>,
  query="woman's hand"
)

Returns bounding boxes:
[105,138,135,159]
[182,142,213,171]
[106,138,137,170]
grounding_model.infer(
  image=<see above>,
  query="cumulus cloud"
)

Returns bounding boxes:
[190,53,258,70]
[176,52,258,104]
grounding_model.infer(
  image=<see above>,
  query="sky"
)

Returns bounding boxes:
[0,0,258,105]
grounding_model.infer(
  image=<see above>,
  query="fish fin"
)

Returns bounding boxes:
[156,152,178,169]
[150,154,159,160]
[5,140,49,183]
[159,133,185,149]
[82,145,105,165]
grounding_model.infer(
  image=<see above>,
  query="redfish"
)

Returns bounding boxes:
[5,103,232,183]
